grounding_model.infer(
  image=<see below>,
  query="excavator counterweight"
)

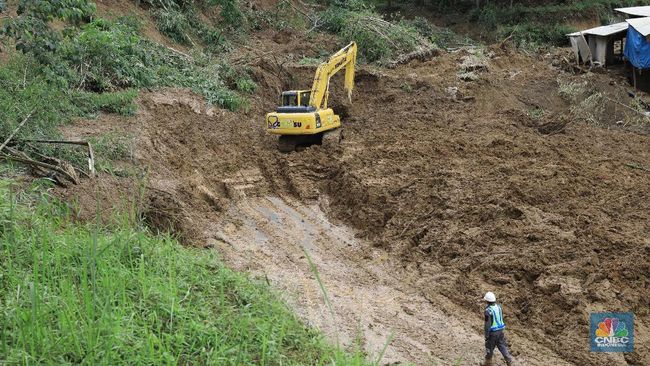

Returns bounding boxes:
[265,42,357,152]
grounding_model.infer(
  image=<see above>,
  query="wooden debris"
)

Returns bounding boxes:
[0,111,34,153]
[2,147,78,186]
[1,135,96,185]
[20,139,96,176]
[386,46,440,69]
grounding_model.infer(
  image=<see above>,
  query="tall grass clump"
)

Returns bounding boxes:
[0,180,371,364]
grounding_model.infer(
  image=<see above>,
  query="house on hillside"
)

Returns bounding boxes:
[615,6,650,18]
[566,7,650,90]
[624,17,650,90]
[567,22,628,66]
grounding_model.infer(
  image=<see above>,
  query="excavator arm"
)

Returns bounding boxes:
[309,42,357,110]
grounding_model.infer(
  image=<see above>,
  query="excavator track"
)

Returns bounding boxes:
[321,128,343,149]
[277,130,343,153]
[278,135,298,153]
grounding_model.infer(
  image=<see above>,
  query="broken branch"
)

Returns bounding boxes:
[1,153,79,184]
[0,111,34,153]
[19,139,96,176]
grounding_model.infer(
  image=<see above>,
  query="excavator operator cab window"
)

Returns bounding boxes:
[299,91,311,107]
[281,91,311,107]
[282,92,298,107]
[276,90,316,113]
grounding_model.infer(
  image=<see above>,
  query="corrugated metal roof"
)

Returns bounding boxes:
[627,17,650,37]
[566,22,628,37]
[615,6,650,17]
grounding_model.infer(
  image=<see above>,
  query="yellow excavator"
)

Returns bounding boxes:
[265,42,357,152]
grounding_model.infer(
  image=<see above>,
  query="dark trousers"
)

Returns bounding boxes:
[485,330,512,362]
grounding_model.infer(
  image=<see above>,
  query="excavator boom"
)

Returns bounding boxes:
[309,42,357,110]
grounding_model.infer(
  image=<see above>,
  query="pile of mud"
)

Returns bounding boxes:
[61,39,649,365]
[316,49,650,365]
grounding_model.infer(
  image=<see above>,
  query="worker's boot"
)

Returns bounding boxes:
[479,357,493,366]
[505,358,514,366]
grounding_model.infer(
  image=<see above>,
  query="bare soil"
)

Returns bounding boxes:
[60,34,649,365]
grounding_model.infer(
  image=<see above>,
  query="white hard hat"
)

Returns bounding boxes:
[483,292,496,302]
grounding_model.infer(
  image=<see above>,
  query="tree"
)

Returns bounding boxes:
[1,0,96,63]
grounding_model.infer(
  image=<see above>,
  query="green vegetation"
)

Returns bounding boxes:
[0,0,257,165]
[528,107,545,119]
[470,0,650,48]
[151,5,232,52]
[148,0,298,50]
[2,6,247,108]
[319,0,432,62]
[0,181,371,364]
[405,16,474,49]
[86,133,134,174]
[368,0,650,48]
[153,8,193,45]
[0,53,138,163]
[318,0,474,61]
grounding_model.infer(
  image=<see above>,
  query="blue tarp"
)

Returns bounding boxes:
[624,26,650,69]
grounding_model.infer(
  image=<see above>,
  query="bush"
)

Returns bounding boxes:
[217,0,244,27]
[153,8,193,45]
[3,7,249,111]
[0,55,79,141]
[235,77,256,94]
[187,12,230,52]
[148,0,245,47]
[59,19,157,91]
[1,0,95,63]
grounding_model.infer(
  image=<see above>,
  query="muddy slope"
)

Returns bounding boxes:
[61,42,649,365]
[318,51,650,365]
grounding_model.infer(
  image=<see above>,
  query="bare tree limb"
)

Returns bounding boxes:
[19,139,96,176]
[2,152,78,184]
[0,111,34,153]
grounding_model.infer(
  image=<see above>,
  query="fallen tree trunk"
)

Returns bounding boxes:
[385,46,440,69]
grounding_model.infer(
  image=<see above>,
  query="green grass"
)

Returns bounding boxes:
[0,181,371,365]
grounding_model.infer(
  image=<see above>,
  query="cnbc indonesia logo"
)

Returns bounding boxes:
[590,313,634,352]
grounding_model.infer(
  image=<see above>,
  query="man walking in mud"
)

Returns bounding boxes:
[481,292,514,366]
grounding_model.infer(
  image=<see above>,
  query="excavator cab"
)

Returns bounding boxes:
[265,42,357,152]
[280,90,311,108]
[277,90,314,113]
